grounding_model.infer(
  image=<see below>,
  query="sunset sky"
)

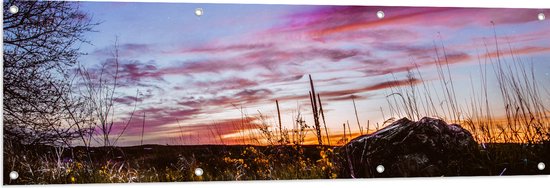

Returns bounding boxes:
[76,2,550,146]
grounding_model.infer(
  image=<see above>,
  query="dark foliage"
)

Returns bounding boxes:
[3,0,96,145]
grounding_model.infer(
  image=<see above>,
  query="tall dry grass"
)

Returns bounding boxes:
[384,32,549,145]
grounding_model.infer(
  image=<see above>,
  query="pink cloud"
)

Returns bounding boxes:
[113,95,142,105]
[177,88,275,109]
[178,43,275,54]
[323,94,371,102]
[190,77,260,94]
[93,43,153,57]
[276,77,422,102]
[482,46,550,59]
[109,107,203,137]
[279,7,542,37]
[119,60,162,83]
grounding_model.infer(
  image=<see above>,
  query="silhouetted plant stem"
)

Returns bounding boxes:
[352,96,363,135]
[141,112,145,146]
[309,74,323,146]
[318,93,331,146]
[276,100,282,143]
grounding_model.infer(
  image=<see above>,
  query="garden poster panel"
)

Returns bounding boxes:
[2,0,549,184]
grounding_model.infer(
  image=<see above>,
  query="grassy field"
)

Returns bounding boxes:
[4,144,339,184]
[3,142,549,184]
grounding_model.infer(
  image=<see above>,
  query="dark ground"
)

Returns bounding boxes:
[3,142,549,184]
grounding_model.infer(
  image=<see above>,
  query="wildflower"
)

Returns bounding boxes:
[75,162,83,169]
[320,150,326,159]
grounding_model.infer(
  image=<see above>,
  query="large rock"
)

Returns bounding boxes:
[336,117,483,178]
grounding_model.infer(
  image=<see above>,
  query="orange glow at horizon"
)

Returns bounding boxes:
[165,110,550,146]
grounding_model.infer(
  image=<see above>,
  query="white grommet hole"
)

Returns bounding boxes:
[195,8,204,17]
[538,162,545,171]
[9,171,19,180]
[376,165,385,173]
[194,168,204,176]
[538,13,545,21]
[9,5,19,14]
[376,11,385,19]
